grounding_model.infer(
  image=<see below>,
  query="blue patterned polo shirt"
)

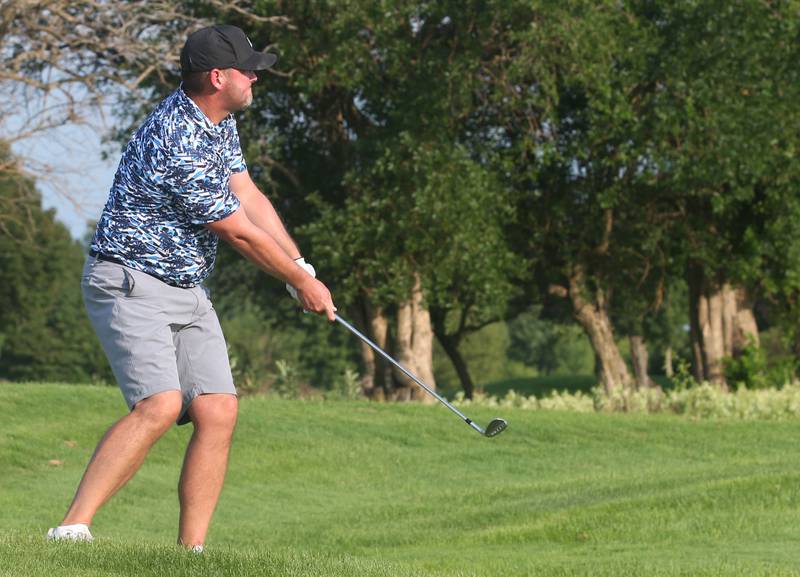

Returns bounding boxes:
[90,86,244,287]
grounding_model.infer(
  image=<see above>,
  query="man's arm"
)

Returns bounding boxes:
[229,170,300,259]
[205,208,336,320]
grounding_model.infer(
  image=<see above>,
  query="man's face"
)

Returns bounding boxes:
[222,68,257,111]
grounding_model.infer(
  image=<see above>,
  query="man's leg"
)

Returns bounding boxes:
[61,391,182,526]
[177,393,238,547]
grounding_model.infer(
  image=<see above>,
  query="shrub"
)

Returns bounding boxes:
[327,367,363,400]
[272,360,302,399]
[453,381,800,420]
[723,338,770,390]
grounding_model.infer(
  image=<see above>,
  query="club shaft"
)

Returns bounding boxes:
[334,313,484,434]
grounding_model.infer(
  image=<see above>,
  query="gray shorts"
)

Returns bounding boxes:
[81,256,236,425]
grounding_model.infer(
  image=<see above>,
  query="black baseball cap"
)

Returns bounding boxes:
[180,25,277,73]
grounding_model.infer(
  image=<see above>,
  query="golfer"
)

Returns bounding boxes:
[47,25,336,550]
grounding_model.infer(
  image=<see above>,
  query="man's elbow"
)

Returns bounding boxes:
[205,210,252,247]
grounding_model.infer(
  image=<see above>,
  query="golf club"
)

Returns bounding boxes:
[335,313,508,438]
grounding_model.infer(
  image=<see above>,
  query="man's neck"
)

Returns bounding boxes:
[185,90,228,125]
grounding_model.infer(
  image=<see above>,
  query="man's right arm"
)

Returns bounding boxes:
[205,208,336,321]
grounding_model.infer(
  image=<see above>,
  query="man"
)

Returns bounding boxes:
[46,25,336,550]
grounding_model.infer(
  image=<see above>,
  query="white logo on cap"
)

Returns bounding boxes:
[246,36,253,48]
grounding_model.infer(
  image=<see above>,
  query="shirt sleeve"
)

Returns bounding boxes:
[161,150,241,225]
[227,118,248,174]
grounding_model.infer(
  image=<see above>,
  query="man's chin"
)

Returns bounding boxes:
[235,95,253,112]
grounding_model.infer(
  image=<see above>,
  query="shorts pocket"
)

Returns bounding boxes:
[83,261,135,298]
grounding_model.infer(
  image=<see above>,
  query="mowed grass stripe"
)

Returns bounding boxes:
[1,383,800,576]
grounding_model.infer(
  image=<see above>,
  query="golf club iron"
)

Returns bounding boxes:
[335,313,508,438]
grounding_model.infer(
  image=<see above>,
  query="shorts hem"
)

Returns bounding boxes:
[177,385,238,426]
[126,385,181,412]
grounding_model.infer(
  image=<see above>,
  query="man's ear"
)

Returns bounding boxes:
[208,68,226,90]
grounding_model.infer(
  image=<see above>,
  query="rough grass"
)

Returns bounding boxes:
[2,383,800,576]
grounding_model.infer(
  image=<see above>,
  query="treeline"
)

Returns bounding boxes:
[212,0,800,397]
[1,1,799,398]
[0,145,110,383]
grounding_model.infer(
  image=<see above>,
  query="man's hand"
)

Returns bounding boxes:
[286,257,316,300]
[295,274,337,321]
[205,209,337,320]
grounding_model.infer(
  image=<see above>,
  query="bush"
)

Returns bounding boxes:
[723,338,770,389]
[452,388,594,413]
[272,360,302,399]
[326,367,363,400]
[723,338,798,391]
[453,381,800,420]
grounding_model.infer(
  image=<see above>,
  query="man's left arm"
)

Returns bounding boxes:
[229,170,301,260]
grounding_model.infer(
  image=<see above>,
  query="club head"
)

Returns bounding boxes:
[484,418,508,437]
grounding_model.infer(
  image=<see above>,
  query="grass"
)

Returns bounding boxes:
[2,382,800,576]
[482,374,598,398]
[482,374,677,398]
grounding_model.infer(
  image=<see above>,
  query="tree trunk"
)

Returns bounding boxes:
[551,266,632,393]
[629,335,656,390]
[393,273,436,404]
[721,283,737,357]
[688,262,727,389]
[688,265,760,390]
[356,297,392,401]
[352,299,374,395]
[732,286,759,352]
[700,284,727,387]
[430,308,476,399]
[437,332,475,399]
[663,346,674,378]
[688,262,706,382]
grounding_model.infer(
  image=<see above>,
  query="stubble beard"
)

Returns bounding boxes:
[227,86,253,113]
[241,90,253,109]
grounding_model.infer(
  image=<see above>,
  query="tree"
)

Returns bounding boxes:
[638,0,800,387]
[490,0,800,393]
[0,143,109,382]
[491,1,660,393]
[230,1,520,399]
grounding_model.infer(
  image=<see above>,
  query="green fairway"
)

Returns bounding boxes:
[2,383,800,576]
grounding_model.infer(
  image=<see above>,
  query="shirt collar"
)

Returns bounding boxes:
[176,85,232,136]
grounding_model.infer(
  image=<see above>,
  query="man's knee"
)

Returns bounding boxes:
[132,391,183,431]
[189,394,238,434]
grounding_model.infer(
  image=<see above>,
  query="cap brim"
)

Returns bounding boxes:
[242,52,277,71]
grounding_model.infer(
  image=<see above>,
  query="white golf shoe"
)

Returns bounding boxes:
[46,523,94,542]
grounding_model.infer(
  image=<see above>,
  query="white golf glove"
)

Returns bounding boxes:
[286,257,316,301]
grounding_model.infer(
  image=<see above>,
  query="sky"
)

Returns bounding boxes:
[13,121,119,241]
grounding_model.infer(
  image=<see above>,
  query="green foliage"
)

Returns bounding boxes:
[484,374,598,398]
[454,388,596,413]
[508,308,595,376]
[67,1,800,397]
[724,338,797,391]
[724,339,770,390]
[670,358,698,392]
[208,243,358,393]
[220,301,284,394]
[272,359,302,399]
[326,367,363,401]
[304,135,516,312]
[458,380,800,421]
[434,322,534,392]
[0,150,109,383]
